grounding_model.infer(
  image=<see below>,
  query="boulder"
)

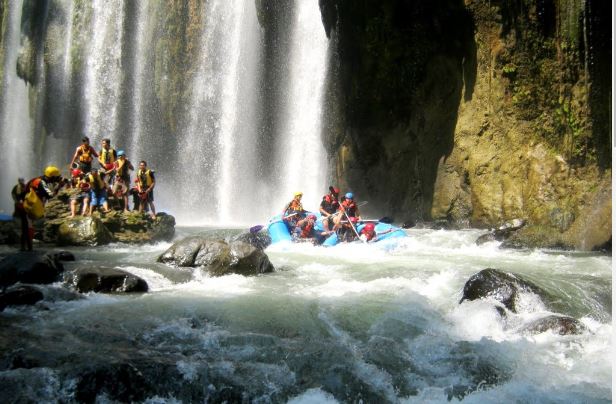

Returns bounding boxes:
[65,267,148,293]
[459,268,546,313]
[231,232,272,250]
[57,217,114,246]
[521,315,586,336]
[0,219,20,244]
[158,236,275,276]
[0,285,44,311]
[0,251,66,288]
[499,225,572,250]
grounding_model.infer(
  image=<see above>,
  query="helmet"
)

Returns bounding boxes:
[71,169,83,178]
[44,166,61,178]
[350,217,358,224]
[329,186,340,195]
[308,214,317,220]
[345,192,354,200]
[117,150,125,157]
[294,191,303,197]
[364,223,376,231]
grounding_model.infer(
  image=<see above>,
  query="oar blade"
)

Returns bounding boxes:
[250,225,264,233]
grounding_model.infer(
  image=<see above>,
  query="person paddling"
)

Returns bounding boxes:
[319,186,340,234]
[359,222,377,242]
[293,214,317,241]
[282,192,306,229]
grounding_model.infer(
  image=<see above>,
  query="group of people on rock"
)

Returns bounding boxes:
[10,136,158,251]
[281,186,378,244]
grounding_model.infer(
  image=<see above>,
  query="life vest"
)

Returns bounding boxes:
[78,145,94,163]
[136,169,154,189]
[87,172,106,191]
[300,220,314,238]
[116,159,130,177]
[23,178,45,219]
[287,199,303,212]
[321,194,340,214]
[340,199,358,217]
[100,148,116,167]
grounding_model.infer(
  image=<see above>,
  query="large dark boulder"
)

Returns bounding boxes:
[0,251,67,288]
[232,232,272,250]
[0,285,44,311]
[459,268,545,313]
[65,267,148,293]
[476,219,526,245]
[158,236,275,276]
[521,315,587,336]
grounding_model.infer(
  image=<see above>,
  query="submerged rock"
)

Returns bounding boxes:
[159,236,274,276]
[476,219,526,245]
[459,268,546,313]
[521,315,587,336]
[0,285,44,311]
[65,267,148,294]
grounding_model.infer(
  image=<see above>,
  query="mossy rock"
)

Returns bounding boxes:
[500,225,572,250]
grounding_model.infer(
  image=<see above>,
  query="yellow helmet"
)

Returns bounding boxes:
[44,166,61,178]
[294,191,303,197]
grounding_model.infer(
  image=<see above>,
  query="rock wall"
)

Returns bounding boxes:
[320,0,611,249]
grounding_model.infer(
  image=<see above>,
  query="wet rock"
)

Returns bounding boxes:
[459,268,546,313]
[0,251,66,288]
[0,219,20,244]
[0,285,44,311]
[521,315,587,335]
[158,236,274,276]
[232,231,272,250]
[66,267,148,293]
[75,363,152,403]
[500,224,572,250]
[476,218,526,245]
[57,217,114,247]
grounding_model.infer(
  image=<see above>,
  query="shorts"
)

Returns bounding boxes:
[70,192,89,202]
[78,161,92,173]
[90,189,108,206]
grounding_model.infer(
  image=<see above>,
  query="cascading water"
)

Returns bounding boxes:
[0,0,33,214]
[83,0,125,147]
[274,0,329,212]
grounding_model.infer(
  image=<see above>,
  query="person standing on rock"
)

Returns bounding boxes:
[136,161,156,220]
[69,169,90,218]
[113,150,133,213]
[69,136,98,174]
[98,138,117,186]
[85,170,111,215]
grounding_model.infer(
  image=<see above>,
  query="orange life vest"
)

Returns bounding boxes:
[300,221,314,238]
[78,145,94,163]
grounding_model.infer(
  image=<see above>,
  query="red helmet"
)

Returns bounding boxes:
[71,169,83,178]
[308,214,317,220]
[364,223,375,231]
[350,217,358,224]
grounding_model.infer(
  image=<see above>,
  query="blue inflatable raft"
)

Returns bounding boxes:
[267,213,407,246]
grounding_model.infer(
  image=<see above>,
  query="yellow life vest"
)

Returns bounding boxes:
[79,145,94,163]
[23,178,45,219]
[137,169,154,188]
[100,148,116,165]
[87,172,106,191]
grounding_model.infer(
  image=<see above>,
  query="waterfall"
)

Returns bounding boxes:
[83,0,125,145]
[0,0,33,214]
[273,0,329,213]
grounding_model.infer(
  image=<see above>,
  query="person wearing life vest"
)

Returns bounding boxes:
[136,160,156,219]
[339,192,361,219]
[337,216,359,243]
[293,214,317,240]
[69,169,90,217]
[113,150,133,212]
[85,169,110,215]
[17,166,64,250]
[319,186,340,233]
[70,136,99,173]
[359,222,377,242]
[282,191,306,229]
[98,138,117,185]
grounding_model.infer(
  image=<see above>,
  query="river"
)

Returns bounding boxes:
[0,227,611,402]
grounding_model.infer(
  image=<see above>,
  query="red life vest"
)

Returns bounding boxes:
[340,199,358,217]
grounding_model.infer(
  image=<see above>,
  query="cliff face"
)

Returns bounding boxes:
[321,0,611,249]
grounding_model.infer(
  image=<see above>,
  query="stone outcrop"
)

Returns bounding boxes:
[159,236,275,276]
[0,251,72,288]
[0,285,44,311]
[65,267,149,294]
[319,0,611,251]
[34,188,176,246]
[521,315,586,336]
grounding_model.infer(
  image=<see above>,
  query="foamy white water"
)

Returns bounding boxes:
[0,228,609,402]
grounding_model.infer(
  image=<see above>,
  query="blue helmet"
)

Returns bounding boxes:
[345,192,354,199]
[117,150,125,157]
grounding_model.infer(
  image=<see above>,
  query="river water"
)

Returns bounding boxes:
[0,227,611,402]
